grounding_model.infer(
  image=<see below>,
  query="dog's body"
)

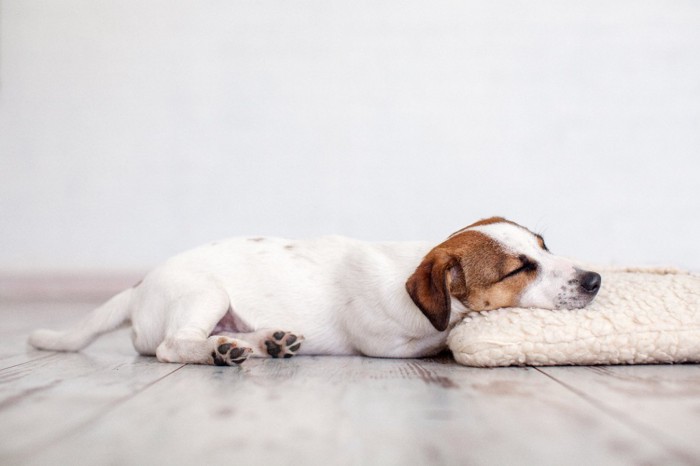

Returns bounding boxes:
[29,217,601,365]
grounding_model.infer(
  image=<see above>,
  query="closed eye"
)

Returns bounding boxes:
[500,259,537,281]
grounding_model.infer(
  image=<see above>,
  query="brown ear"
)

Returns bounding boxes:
[405,250,458,332]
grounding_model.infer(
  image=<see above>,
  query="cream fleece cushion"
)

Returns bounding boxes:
[447,268,700,367]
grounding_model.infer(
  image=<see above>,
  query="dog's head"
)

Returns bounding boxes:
[406,217,601,331]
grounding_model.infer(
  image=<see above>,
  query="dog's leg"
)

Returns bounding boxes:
[217,329,304,359]
[155,290,254,366]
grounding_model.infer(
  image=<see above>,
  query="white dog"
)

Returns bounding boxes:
[29,217,601,365]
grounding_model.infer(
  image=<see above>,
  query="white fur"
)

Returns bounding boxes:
[28,222,596,364]
[135,237,456,358]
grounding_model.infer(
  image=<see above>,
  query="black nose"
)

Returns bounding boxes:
[579,271,601,294]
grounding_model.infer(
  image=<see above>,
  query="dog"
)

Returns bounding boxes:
[29,217,601,365]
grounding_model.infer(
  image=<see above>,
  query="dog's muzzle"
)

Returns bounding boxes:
[556,269,602,309]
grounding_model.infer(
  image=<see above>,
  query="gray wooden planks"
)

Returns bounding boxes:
[2,299,699,466]
[0,301,97,366]
[540,365,700,462]
[0,331,183,462]
[9,357,686,466]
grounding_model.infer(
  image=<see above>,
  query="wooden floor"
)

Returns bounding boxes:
[2,298,700,466]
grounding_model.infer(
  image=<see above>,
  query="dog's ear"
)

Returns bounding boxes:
[405,249,459,332]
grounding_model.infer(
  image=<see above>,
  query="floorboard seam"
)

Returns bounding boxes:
[10,363,186,462]
[534,367,697,466]
[0,353,55,372]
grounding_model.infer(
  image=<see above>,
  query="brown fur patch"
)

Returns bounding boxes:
[466,216,513,228]
[405,249,458,331]
[407,220,539,330]
[448,230,539,311]
[535,234,548,251]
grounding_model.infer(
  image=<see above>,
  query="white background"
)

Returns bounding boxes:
[1,0,699,271]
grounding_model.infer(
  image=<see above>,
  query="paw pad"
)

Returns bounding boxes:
[265,331,304,359]
[211,341,252,366]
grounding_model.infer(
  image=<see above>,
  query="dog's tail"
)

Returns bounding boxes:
[28,288,134,352]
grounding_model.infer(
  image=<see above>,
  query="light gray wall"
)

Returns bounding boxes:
[1,0,699,271]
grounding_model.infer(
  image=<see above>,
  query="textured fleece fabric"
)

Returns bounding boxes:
[448,268,700,367]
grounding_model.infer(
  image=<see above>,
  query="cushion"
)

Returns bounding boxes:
[447,267,700,366]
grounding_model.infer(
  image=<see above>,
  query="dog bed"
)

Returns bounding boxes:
[447,267,700,366]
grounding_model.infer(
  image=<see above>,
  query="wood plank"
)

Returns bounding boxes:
[2,298,697,465]
[0,301,100,368]
[539,365,700,462]
[0,328,183,462]
[13,356,682,466]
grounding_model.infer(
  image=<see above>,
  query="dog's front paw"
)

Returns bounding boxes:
[211,338,253,366]
[264,331,304,359]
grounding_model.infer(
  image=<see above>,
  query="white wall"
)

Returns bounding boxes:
[1,0,699,271]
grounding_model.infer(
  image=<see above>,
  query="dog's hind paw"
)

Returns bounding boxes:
[264,331,304,359]
[210,337,253,366]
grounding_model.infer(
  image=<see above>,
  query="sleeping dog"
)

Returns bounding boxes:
[29,217,601,365]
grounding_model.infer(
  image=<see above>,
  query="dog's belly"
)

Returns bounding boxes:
[214,300,360,356]
[208,306,353,355]
[210,308,253,335]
